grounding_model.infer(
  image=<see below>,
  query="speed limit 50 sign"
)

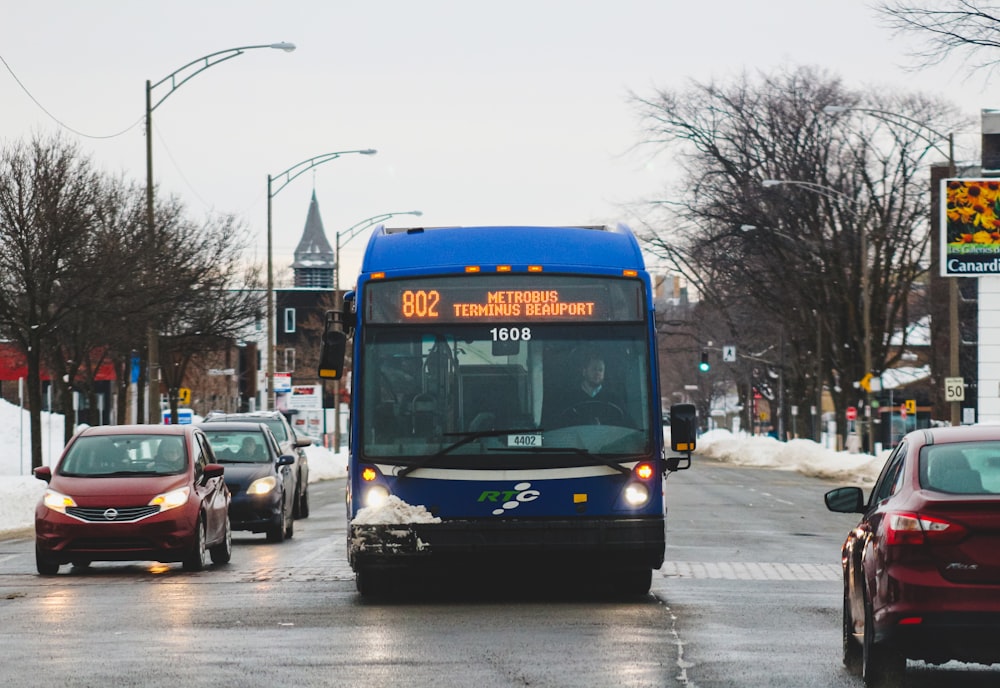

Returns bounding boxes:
[944,377,965,402]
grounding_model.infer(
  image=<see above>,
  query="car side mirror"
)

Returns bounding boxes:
[34,466,52,483]
[202,464,224,483]
[824,486,865,514]
[276,455,295,467]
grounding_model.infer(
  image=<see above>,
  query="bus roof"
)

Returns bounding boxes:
[359,224,646,277]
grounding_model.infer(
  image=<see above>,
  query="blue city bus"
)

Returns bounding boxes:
[319,224,696,596]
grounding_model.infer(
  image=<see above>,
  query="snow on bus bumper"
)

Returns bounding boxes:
[348,517,665,569]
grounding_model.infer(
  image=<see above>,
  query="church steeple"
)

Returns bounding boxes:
[291,191,335,288]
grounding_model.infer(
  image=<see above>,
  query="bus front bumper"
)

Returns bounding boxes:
[348,517,665,571]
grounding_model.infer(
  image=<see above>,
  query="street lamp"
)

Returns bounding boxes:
[761,178,873,450]
[265,149,378,411]
[823,104,961,426]
[145,42,295,424]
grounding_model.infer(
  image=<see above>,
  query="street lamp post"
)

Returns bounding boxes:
[761,178,873,451]
[823,104,960,426]
[145,42,295,424]
[329,210,422,451]
[265,149,378,412]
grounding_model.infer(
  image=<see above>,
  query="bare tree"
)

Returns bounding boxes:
[0,134,101,468]
[878,1,1000,73]
[45,173,151,439]
[155,212,265,423]
[631,65,965,440]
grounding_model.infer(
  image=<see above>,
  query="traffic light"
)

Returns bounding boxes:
[698,350,710,372]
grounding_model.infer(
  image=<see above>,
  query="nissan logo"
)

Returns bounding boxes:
[103,508,118,521]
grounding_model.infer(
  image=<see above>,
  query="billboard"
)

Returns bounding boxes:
[941,178,1000,276]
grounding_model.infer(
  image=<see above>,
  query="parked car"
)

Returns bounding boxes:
[197,421,296,542]
[203,410,311,518]
[33,424,231,575]
[825,425,1000,686]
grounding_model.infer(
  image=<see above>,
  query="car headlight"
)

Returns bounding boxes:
[365,484,391,509]
[149,486,191,512]
[247,476,277,496]
[624,482,650,507]
[43,489,77,514]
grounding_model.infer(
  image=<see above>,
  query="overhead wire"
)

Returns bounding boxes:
[0,54,143,140]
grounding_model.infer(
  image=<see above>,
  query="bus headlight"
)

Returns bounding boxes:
[624,482,649,507]
[365,484,391,509]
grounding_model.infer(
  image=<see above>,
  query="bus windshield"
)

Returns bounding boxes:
[360,276,653,468]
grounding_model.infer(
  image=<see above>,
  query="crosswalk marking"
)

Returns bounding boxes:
[660,561,840,581]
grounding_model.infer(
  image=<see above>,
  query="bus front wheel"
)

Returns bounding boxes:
[356,566,389,597]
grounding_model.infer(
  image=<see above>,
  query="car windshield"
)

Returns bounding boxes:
[202,431,271,464]
[58,435,187,476]
[210,414,289,443]
[262,419,289,443]
[920,443,1000,494]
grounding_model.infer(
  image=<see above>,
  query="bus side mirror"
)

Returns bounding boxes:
[318,297,356,380]
[318,329,348,380]
[670,403,697,453]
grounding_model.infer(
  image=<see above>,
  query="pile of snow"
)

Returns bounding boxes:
[694,429,887,485]
[352,495,442,525]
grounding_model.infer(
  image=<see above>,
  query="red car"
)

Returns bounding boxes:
[825,425,1000,686]
[34,424,232,574]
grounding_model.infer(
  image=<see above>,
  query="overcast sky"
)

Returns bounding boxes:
[2,1,993,284]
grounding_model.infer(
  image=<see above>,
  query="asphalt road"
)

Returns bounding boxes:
[1,459,998,687]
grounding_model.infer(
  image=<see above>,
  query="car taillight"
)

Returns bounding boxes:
[884,511,968,546]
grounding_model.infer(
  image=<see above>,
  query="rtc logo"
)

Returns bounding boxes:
[477,482,541,515]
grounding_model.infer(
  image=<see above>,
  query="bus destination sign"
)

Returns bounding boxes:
[366,276,643,324]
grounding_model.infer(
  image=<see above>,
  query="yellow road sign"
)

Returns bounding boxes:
[904,399,916,415]
[178,387,191,406]
[859,373,873,393]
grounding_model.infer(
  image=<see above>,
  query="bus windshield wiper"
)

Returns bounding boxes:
[396,428,536,477]
[489,445,633,475]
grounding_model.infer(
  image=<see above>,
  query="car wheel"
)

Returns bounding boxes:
[862,594,905,687]
[210,515,232,565]
[266,499,287,543]
[615,568,652,597]
[843,591,862,676]
[35,545,59,576]
[296,483,310,519]
[182,515,208,572]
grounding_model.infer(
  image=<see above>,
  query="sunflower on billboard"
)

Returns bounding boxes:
[945,179,1000,246]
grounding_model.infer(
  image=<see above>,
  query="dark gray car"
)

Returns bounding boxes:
[197,421,296,542]
[203,411,311,518]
